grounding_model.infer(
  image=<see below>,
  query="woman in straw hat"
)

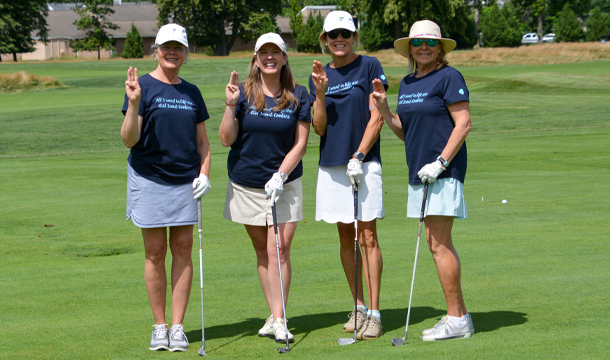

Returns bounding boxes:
[372,19,474,341]
[220,33,310,344]
[121,23,211,351]
[309,10,388,340]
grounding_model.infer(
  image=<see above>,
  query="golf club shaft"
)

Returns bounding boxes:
[401,182,428,340]
[197,199,206,354]
[272,191,290,351]
[353,188,358,341]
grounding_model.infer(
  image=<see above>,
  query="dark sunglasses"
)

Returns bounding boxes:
[411,39,439,47]
[327,30,353,40]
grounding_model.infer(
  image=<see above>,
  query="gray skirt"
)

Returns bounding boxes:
[126,164,198,228]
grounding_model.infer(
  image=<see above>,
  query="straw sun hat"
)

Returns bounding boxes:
[394,20,456,58]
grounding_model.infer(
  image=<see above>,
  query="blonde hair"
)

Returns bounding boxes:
[407,42,449,75]
[243,54,298,112]
[318,30,359,55]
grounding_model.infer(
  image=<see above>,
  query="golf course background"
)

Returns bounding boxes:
[1,54,608,359]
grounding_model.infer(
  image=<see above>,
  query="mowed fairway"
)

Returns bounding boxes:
[1,57,609,359]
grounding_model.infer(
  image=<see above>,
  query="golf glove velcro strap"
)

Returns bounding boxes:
[418,161,445,183]
[265,171,285,199]
[346,159,363,188]
[192,173,211,199]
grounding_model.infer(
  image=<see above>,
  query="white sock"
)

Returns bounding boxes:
[357,305,368,312]
[368,310,381,320]
[447,314,468,326]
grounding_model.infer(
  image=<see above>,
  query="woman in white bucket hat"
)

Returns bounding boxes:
[372,19,474,342]
[309,10,388,340]
[121,23,211,351]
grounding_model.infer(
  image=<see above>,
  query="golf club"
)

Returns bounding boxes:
[197,199,207,356]
[391,182,429,346]
[271,191,290,354]
[338,186,359,346]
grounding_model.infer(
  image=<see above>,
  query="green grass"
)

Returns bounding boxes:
[1,58,609,359]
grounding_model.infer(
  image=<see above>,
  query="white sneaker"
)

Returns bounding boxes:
[149,324,169,351]
[259,314,274,337]
[421,315,474,341]
[270,318,294,343]
[169,324,189,351]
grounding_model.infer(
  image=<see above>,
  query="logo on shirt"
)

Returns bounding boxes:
[459,89,464,95]
[380,74,386,80]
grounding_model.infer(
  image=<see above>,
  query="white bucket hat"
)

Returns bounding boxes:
[323,10,356,32]
[255,33,286,54]
[155,23,188,47]
[394,20,456,58]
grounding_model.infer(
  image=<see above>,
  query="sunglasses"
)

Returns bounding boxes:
[327,30,353,40]
[411,39,439,47]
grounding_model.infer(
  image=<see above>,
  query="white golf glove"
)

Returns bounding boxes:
[265,171,286,199]
[346,158,363,188]
[417,160,446,183]
[192,173,211,199]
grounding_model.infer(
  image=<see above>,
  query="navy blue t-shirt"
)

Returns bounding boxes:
[308,55,388,167]
[122,74,209,185]
[395,66,469,185]
[227,84,311,189]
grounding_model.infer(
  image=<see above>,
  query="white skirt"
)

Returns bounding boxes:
[407,177,468,219]
[315,162,384,223]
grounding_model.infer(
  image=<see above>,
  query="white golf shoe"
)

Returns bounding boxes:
[259,314,274,337]
[149,324,169,351]
[270,318,294,343]
[421,315,474,341]
[169,324,189,351]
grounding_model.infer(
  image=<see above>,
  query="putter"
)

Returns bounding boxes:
[271,191,290,354]
[391,182,429,346]
[338,186,359,346]
[197,199,207,356]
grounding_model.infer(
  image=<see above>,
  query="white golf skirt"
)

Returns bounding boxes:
[407,177,468,219]
[315,162,384,223]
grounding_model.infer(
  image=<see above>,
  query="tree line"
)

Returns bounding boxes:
[1,0,609,61]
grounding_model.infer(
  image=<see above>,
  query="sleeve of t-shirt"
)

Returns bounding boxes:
[121,93,145,116]
[368,57,389,92]
[297,86,312,123]
[442,68,470,106]
[235,84,247,120]
[194,87,210,123]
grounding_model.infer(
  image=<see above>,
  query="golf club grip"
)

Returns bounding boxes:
[197,199,202,230]
[419,183,429,222]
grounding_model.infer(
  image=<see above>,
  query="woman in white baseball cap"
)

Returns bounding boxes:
[309,10,388,341]
[219,33,311,345]
[121,23,211,352]
[372,19,474,342]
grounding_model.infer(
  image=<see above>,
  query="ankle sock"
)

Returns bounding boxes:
[357,305,368,312]
[447,314,468,326]
[368,310,381,320]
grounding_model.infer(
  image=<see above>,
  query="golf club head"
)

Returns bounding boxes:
[198,348,207,356]
[338,337,356,346]
[391,337,406,346]
[277,347,290,354]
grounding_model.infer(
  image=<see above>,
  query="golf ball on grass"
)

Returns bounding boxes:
[502,199,508,204]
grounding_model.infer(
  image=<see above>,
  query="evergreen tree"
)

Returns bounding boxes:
[585,7,610,41]
[288,0,303,51]
[121,23,143,59]
[242,13,280,44]
[71,0,119,60]
[479,4,522,47]
[295,12,323,53]
[555,3,584,42]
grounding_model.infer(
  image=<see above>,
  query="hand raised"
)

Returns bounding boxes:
[311,60,328,94]
[371,78,390,114]
[226,71,240,105]
[125,67,141,103]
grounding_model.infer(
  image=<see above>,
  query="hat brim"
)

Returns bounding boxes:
[394,37,456,58]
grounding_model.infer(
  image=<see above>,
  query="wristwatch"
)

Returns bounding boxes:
[437,156,449,168]
[352,152,365,162]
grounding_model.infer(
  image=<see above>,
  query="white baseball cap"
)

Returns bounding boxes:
[254,33,286,53]
[323,11,356,33]
[155,24,188,47]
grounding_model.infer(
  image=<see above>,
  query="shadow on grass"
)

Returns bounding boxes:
[185,308,527,352]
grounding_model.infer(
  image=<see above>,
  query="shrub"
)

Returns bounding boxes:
[120,23,143,59]
[585,7,610,42]
[479,3,522,47]
[296,12,324,53]
[0,71,64,93]
[555,3,585,42]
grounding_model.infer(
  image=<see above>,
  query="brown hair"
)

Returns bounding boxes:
[243,54,298,112]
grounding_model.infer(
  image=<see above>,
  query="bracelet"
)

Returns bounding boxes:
[225,101,237,107]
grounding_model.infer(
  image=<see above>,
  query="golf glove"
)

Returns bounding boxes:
[265,171,286,199]
[346,159,363,188]
[192,173,211,199]
[418,160,445,183]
